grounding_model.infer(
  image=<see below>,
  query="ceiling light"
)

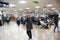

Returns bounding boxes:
[46,4,53,7]
[19,0,27,4]
[26,8,30,9]
[9,4,15,7]
[19,9,23,10]
[35,6,40,8]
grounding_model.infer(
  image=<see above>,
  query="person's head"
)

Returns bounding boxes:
[26,15,30,19]
[28,16,30,18]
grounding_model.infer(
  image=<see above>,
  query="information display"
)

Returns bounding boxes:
[0,2,9,8]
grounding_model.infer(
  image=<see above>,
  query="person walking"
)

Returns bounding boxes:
[25,16,33,40]
[20,17,24,24]
[54,14,59,32]
[16,17,20,26]
[7,17,10,24]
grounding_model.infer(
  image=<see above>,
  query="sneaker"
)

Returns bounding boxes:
[28,38,32,40]
[30,39,32,40]
[28,39,30,40]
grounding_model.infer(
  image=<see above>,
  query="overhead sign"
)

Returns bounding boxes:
[0,2,9,8]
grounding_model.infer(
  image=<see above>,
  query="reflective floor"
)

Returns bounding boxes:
[0,21,60,40]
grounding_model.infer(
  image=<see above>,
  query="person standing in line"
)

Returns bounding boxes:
[25,16,33,40]
[54,14,59,32]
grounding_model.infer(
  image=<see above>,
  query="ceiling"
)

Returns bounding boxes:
[0,0,60,14]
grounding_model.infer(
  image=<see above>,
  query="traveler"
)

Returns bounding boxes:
[25,16,33,40]
[7,17,10,24]
[16,17,20,26]
[20,17,24,24]
[54,14,59,32]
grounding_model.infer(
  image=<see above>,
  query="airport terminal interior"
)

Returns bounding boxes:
[0,0,60,40]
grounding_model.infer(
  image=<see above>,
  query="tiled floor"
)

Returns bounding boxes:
[0,21,60,40]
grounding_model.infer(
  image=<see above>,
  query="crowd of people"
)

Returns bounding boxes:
[0,14,59,40]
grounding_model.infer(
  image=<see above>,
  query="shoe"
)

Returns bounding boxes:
[28,39,30,40]
[28,38,32,40]
[30,39,32,40]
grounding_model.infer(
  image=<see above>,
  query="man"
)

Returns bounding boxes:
[25,16,33,40]
[7,17,10,24]
[20,17,24,24]
[16,17,20,26]
[54,14,59,32]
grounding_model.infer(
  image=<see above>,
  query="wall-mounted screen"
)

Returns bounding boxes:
[0,2,9,8]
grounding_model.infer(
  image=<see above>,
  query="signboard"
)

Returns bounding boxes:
[0,2,9,8]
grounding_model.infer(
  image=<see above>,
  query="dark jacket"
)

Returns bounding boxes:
[54,15,58,24]
[20,17,24,24]
[26,18,33,30]
[16,18,20,24]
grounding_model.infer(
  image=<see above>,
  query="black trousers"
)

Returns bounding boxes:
[17,22,20,26]
[7,21,9,24]
[54,23,59,32]
[27,29,32,39]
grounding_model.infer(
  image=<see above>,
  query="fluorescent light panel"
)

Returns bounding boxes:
[19,0,27,4]
[35,6,40,8]
[26,8,30,9]
[46,4,53,6]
